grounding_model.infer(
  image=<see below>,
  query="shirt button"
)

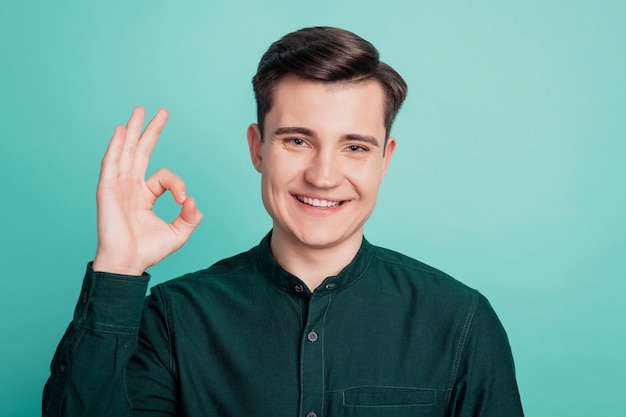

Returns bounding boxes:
[294,284,304,293]
[306,412,317,417]
[59,363,67,373]
[325,282,336,289]
[307,331,318,342]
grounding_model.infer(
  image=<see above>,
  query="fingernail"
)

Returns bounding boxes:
[180,192,187,201]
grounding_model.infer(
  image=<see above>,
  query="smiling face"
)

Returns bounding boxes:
[247,75,396,256]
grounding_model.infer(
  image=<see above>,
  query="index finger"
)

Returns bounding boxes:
[132,108,170,176]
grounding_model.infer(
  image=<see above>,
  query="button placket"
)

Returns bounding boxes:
[299,293,331,417]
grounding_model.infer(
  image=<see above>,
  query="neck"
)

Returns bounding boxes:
[269,230,363,291]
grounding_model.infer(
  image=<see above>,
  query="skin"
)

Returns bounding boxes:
[92,107,203,275]
[247,75,396,289]
[92,76,396,288]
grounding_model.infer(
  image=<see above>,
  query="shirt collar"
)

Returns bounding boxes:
[256,231,372,295]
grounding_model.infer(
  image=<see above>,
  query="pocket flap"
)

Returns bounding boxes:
[343,387,435,407]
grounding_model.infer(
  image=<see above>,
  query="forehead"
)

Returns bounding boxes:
[266,75,386,139]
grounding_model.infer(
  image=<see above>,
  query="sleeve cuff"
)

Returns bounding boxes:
[72,263,151,335]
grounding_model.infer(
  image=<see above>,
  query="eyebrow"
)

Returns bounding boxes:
[341,134,381,148]
[273,127,381,148]
[273,127,315,137]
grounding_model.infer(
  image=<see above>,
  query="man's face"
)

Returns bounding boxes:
[247,75,396,253]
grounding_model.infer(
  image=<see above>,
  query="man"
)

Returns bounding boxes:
[43,27,523,416]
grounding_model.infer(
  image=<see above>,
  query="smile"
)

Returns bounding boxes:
[295,195,344,209]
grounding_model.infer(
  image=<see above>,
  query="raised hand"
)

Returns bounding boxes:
[92,107,202,275]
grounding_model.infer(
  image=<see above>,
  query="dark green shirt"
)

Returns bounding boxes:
[44,233,523,416]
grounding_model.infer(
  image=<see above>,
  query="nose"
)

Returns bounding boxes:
[303,149,342,188]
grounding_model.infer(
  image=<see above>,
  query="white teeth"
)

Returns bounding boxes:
[297,195,341,208]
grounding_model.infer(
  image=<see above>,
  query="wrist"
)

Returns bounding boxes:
[92,255,146,276]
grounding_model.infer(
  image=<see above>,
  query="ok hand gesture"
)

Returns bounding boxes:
[92,107,203,275]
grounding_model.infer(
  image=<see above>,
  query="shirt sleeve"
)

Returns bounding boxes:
[446,293,525,417]
[42,263,150,417]
[125,284,179,416]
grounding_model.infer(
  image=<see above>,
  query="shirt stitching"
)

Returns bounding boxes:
[320,293,332,417]
[448,291,479,388]
[76,323,138,335]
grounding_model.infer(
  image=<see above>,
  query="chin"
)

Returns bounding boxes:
[297,236,341,250]
[290,227,356,250]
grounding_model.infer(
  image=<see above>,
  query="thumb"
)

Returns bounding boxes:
[171,196,203,246]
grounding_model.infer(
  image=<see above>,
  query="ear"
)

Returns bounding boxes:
[247,124,263,173]
[381,136,396,180]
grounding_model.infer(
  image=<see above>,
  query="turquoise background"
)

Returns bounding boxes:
[1,1,624,415]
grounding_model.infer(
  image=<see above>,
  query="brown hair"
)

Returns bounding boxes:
[252,26,408,140]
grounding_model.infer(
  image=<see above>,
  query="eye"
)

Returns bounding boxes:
[284,137,308,147]
[346,144,367,153]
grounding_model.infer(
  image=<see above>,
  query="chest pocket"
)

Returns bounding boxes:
[339,386,446,417]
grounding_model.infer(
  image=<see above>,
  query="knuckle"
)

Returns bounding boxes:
[156,167,173,177]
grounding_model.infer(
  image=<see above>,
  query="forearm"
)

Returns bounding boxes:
[43,264,149,417]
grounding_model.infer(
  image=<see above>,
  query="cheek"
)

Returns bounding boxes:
[348,162,384,191]
[264,152,307,181]
[261,159,297,199]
